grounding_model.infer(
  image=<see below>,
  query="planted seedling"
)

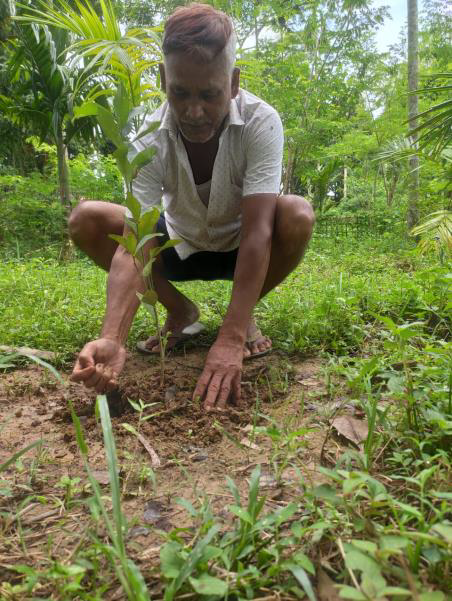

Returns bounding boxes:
[74,83,179,386]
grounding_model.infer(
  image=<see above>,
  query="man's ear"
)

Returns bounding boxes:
[231,67,240,98]
[159,63,166,93]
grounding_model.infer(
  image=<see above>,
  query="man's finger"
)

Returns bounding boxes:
[84,367,104,389]
[203,373,224,411]
[193,368,213,403]
[232,373,241,407]
[70,365,96,383]
[216,375,233,410]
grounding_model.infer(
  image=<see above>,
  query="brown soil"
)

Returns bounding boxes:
[0,349,350,598]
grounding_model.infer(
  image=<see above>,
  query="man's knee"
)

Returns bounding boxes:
[68,201,97,243]
[276,195,315,244]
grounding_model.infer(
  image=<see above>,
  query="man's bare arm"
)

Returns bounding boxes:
[71,225,152,391]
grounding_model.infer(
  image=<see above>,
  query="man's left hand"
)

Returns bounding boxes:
[193,338,243,410]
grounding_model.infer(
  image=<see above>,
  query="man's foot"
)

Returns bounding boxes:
[138,301,201,353]
[244,317,272,359]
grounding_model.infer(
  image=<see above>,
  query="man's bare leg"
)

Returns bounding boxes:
[244,194,315,356]
[68,195,314,355]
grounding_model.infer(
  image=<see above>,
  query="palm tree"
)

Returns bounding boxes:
[2,16,94,212]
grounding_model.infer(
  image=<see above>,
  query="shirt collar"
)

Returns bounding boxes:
[159,94,245,140]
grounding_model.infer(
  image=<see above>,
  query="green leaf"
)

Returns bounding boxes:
[68,400,88,456]
[132,120,160,143]
[189,574,228,596]
[113,83,130,130]
[380,535,410,552]
[431,523,452,544]
[0,440,43,473]
[160,541,184,579]
[136,233,160,254]
[344,548,381,578]
[113,143,132,183]
[229,505,253,524]
[226,476,241,505]
[292,552,315,575]
[141,289,158,306]
[419,593,445,601]
[152,238,181,256]
[125,192,142,222]
[286,564,316,601]
[142,257,156,278]
[73,101,100,119]
[138,207,160,238]
[130,146,156,178]
[338,585,367,600]
[97,394,125,554]
[96,105,122,147]
[311,483,340,503]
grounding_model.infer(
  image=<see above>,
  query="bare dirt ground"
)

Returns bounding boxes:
[0,348,357,597]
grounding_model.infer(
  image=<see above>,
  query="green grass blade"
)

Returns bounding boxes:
[0,440,43,472]
[97,394,126,556]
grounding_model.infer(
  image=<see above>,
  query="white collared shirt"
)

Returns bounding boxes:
[131,88,283,259]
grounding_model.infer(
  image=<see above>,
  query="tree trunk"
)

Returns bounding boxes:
[407,0,419,230]
[343,166,347,201]
[283,145,296,194]
[56,131,71,214]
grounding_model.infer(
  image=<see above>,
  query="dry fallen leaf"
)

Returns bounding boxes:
[240,437,259,450]
[331,416,368,449]
[134,431,161,467]
[317,568,341,601]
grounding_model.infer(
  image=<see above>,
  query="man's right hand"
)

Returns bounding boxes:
[70,338,126,393]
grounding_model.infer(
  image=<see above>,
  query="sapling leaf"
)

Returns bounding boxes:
[139,207,160,238]
[132,119,160,143]
[141,289,158,306]
[142,257,156,278]
[152,239,182,256]
[126,191,142,222]
[124,217,137,234]
[136,233,160,254]
[109,234,128,250]
[130,146,156,178]
[113,143,132,182]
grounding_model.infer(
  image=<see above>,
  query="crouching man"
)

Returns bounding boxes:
[69,3,314,410]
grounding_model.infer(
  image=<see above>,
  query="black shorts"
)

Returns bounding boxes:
[156,214,238,282]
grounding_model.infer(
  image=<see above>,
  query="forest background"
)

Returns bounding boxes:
[0,0,450,255]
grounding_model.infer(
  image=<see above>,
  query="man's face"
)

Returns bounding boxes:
[160,52,239,144]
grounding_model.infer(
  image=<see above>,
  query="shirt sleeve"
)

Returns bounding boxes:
[242,110,284,197]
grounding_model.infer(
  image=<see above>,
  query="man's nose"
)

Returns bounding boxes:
[185,102,204,122]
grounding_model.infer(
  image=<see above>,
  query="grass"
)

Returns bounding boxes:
[1,232,451,600]
[0,236,444,361]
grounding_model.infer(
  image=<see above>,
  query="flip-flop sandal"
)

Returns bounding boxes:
[136,321,206,355]
[243,329,272,361]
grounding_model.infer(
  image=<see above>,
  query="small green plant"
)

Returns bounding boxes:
[159,466,317,600]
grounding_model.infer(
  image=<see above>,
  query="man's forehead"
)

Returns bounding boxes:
[164,52,230,83]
